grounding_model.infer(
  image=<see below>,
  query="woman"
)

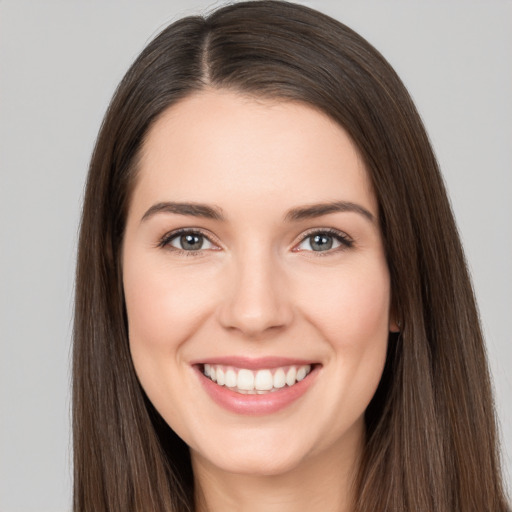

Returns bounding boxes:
[73,1,510,511]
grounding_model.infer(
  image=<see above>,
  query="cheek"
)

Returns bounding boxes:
[123,257,217,356]
[122,253,221,428]
[297,259,391,348]
[300,261,390,431]
[298,258,390,414]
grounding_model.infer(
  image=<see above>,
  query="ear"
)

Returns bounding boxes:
[388,302,401,333]
[389,317,400,333]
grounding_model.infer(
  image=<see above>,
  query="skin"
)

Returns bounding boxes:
[122,89,397,512]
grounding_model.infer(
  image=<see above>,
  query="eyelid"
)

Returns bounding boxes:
[292,227,353,253]
[157,227,222,252]
[157,226,353,255]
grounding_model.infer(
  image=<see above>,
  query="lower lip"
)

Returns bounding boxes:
[195,365,320,416]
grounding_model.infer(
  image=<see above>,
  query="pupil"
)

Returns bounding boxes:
[181,234,203,250]
[311,234,333,251]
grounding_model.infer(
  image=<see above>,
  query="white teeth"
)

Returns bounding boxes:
[225,368,237,388]
[216,367,225,386]
[296,366,307,381]
[254,369,273,391]
[285,367,297,386]
[273,368,286,388]
[203,364,313,394]
[237,369,255,391]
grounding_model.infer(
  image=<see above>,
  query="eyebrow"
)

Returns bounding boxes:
[141,200,374,224]
[284,201,375,223]
[141,202,225,222]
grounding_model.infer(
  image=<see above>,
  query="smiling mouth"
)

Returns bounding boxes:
[201,363,314,394]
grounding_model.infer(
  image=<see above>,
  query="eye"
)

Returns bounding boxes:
[295,229,353,253]
[159,229,217,252]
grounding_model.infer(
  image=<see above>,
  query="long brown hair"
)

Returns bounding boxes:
[73,1,509,510]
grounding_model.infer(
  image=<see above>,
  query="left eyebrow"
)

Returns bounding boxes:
[284,201,375,223]
[141,201,226,222]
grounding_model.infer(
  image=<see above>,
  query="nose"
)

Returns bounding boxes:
[217,247,293,338]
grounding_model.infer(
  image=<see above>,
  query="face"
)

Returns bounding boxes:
[123,90,395,477]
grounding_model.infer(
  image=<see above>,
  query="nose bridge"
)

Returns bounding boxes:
[218,240,292,337]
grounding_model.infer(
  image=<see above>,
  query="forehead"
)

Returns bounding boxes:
[133,89,377,218]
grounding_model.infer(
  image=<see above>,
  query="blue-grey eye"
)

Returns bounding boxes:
[309,233,334,251]
[297,231,349,252]
[310,234,334,251]
[169,232,214,251]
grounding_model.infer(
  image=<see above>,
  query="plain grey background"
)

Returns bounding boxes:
[0,1,510,510]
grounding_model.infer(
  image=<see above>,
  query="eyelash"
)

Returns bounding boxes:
[157,228,218,257]
[157,227,353,256]
[295,228,354,255]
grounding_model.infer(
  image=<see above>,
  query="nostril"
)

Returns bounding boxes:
[217,300,294,337]
[216,264,293,336]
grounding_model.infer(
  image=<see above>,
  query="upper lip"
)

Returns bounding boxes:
[190,356,319,370]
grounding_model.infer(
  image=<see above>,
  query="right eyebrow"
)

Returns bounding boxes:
[141,202,226,223]
[284,200,375,224]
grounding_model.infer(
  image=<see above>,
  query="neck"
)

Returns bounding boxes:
[192,428,363,512]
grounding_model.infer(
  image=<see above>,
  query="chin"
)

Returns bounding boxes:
[209,450,304,478]
[190,425,317,478]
